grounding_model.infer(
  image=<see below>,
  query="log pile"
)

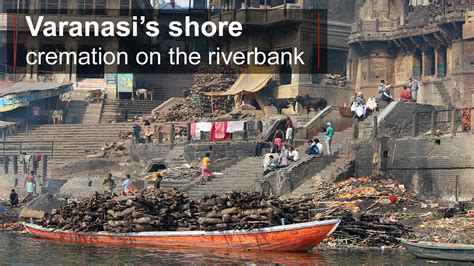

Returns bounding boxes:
[40,188,198,233]
[315,74,351,87]
[159,66,236,122]
[39,189,319,233]
[85,142,129,159]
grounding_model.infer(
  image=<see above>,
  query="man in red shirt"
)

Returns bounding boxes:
[400,86,411,103]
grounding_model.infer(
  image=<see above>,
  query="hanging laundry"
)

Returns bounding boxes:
[211,121,230,141]
[226,121,246,133]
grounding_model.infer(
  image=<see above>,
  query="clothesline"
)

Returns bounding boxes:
[190,120,247,141]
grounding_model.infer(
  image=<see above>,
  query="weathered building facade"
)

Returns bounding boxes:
[348,0,474,108]
[210,0,355,110]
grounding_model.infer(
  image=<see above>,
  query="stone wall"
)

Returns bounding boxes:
[183,141,255,163]
[354,135,474,202]
[387,135,474,202]
[261,155,337,195]
[378,102,436,138]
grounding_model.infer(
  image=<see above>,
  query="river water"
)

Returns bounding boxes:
[0,232,469,265]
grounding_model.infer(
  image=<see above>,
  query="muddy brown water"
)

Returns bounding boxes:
[0,232,470,265]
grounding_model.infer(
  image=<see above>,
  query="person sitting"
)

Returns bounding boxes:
[262,155,278,176]
[305,140,318,155]
[378,80,394,104]
[350,91,367,118]
[366,96,378,112]
[400,86,411,103]
[314,139,324,156]
[10,189,19,207]
[277,151,289,168]
[287,146,299,162]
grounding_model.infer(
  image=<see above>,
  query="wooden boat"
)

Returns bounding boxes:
[401,239,474,262]
[24,219,340,252]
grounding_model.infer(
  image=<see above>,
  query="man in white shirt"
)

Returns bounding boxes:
[314,139,324,156]
[287,146,299,162]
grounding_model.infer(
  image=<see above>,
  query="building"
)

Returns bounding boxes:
[208,0,355,112]
[348,0,474,108]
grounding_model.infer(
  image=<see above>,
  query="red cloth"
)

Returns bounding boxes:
[401,90,411,102]
[190,123,196,137]
[211,121,230,141]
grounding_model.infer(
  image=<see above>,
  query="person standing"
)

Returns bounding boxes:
[122,175,133,195]
[408,77,419,102]
[201,153,212,184]
[325,122,334,155]
[20,152,32,174]
[24,170,37,195]
[285,116,294,146]
[132,124,141,143]
[143,120,154,143]
[254,130,264,157]
[273,128,284,153]
[32,105,41,125]
[102,173,116,193]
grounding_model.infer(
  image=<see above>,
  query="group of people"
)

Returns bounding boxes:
[350,92,378,119]
[351,77,419,119]
[102,174,143,195]
[261,121,335,176]
[400,77,419,103]
[379,77,419,105]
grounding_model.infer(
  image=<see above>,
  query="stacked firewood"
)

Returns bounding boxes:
[85,142,129,159]
[39,189,320,233]
[314,74,351,87]
[41,188,198,233]
[161,66,236,122]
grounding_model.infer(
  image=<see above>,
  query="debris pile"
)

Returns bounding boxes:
[85,142,129,159]
[295,176,421,247]
[152,167,199,181]
[412,217,474,244]
[160,66,236,122]
[314,74,351,87]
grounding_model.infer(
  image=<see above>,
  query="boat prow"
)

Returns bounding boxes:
[24,219,340,252]
[401,239,474,262]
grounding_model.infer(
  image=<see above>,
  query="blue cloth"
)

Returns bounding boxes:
[26,182,35,193]
[122,179,132,189]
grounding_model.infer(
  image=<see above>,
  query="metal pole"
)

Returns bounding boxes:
[413,113,419,137]
[451,109,456,136]
[373,115,378,137]
[431,111,437,136]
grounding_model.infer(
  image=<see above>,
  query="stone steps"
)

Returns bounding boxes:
[288,155,355,198]
[100,100,163,123]
[187,157,262,199]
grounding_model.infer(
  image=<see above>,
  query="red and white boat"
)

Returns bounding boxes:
[24,219,340,252]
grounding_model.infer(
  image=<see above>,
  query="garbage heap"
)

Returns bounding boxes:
[413,217,474,244]
[161,66,236,122]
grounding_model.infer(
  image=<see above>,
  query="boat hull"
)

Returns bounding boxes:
[24,219,339,252]
[402,240,474,262]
